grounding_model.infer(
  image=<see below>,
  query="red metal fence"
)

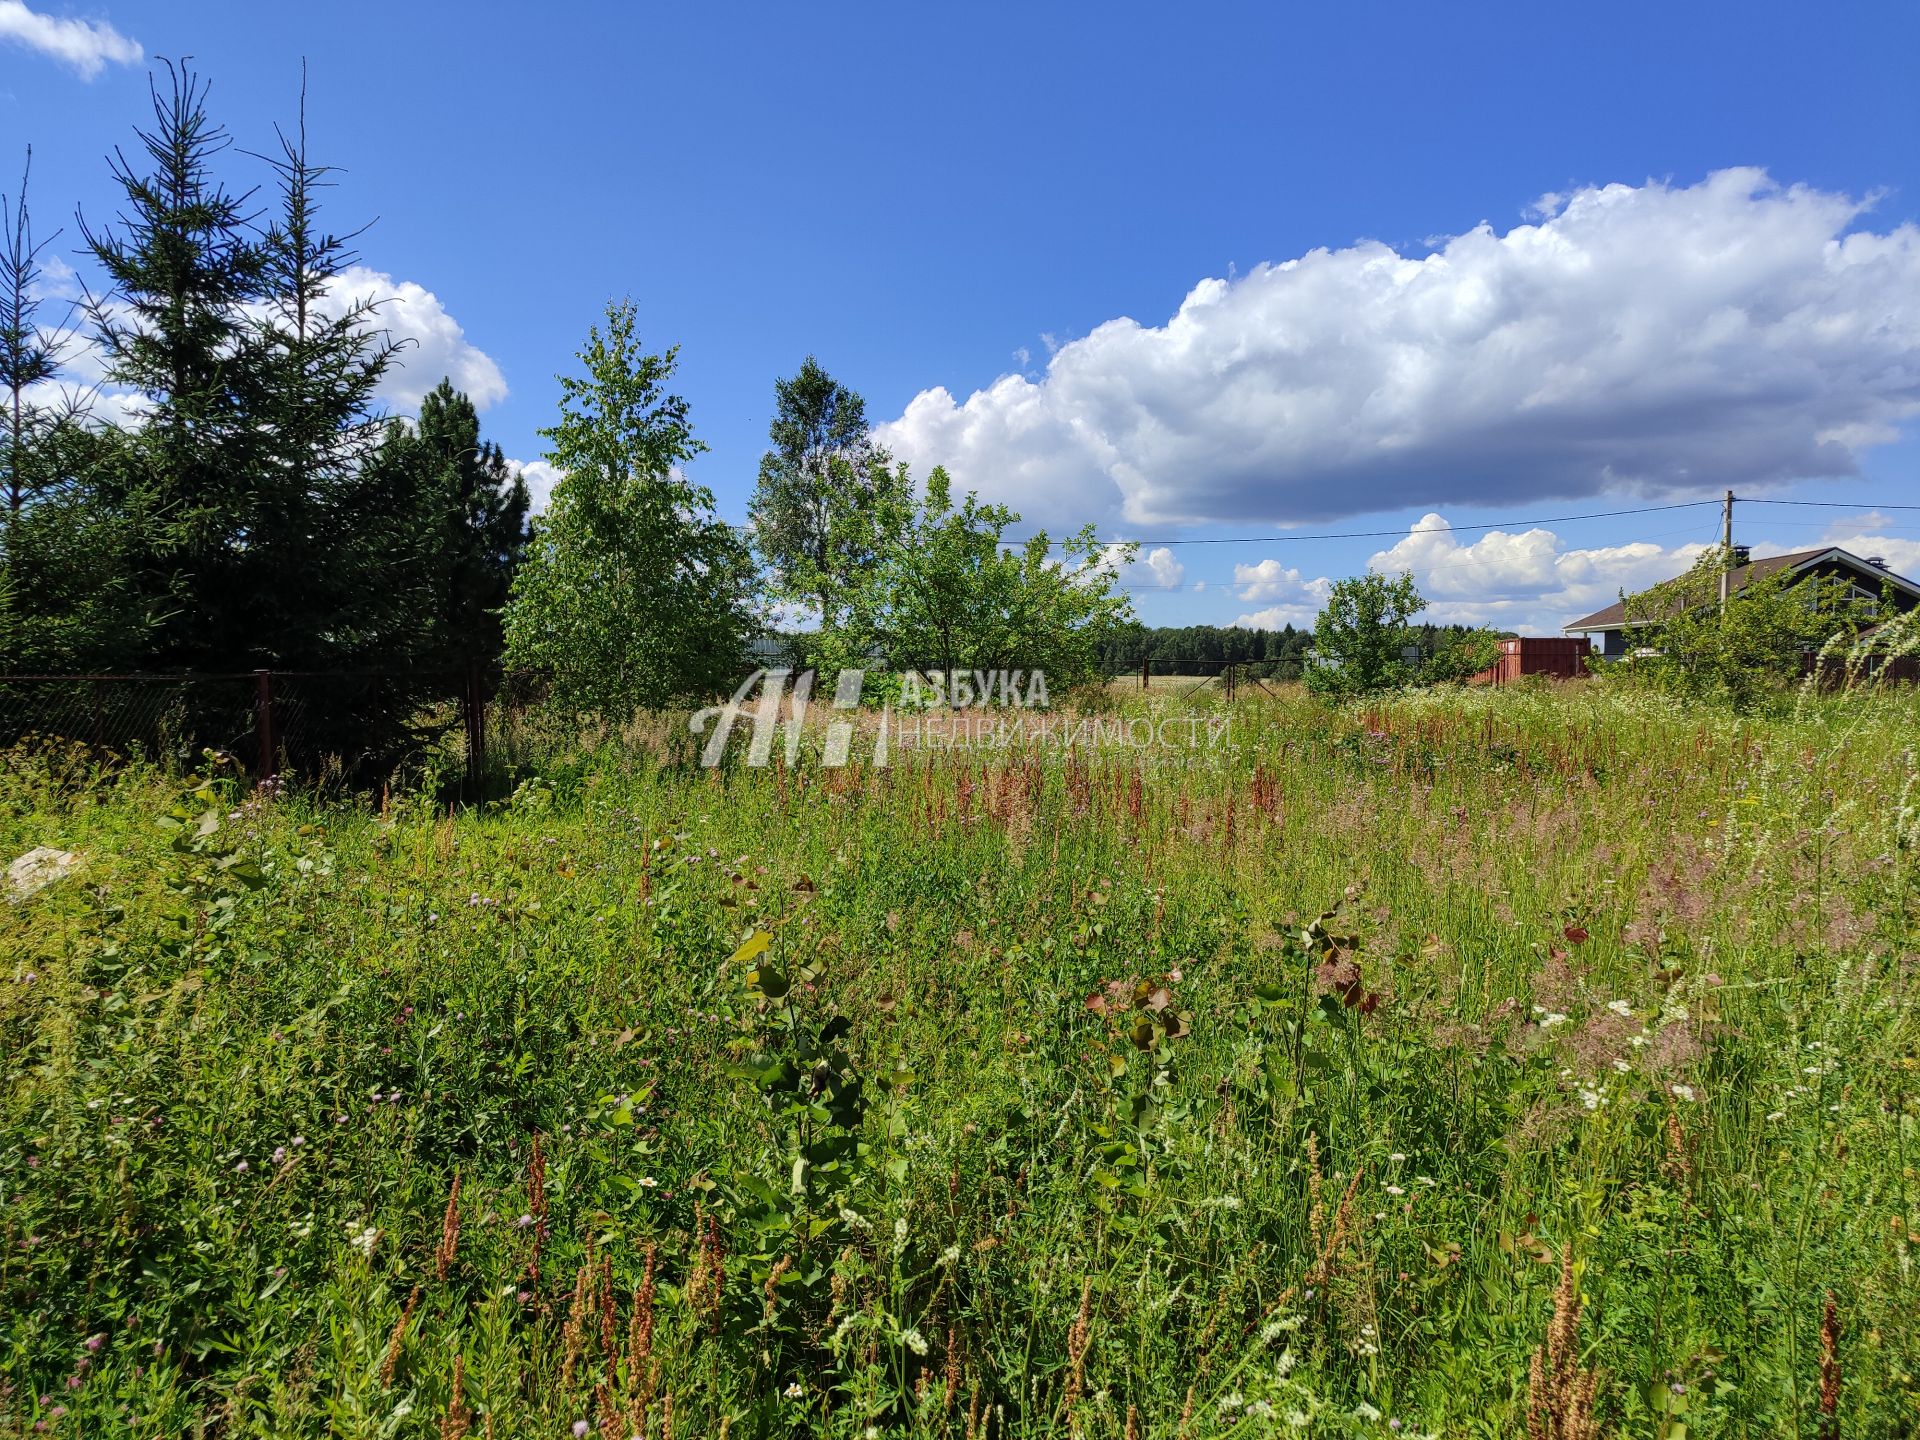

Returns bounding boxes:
[1471,638,1593,685]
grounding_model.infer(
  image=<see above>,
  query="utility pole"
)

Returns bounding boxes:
[1719,489,1735,616]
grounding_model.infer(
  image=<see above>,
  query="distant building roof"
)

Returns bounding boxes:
[1564,546,1920,634]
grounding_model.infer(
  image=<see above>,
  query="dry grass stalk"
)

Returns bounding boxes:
[562,1259,594,1390]
[526,1134,549,1288]
[1063,1279,1092,1432]
[1525,1250,1600,1440]
[626,1243,659,1435]
[965,1385,983,1440]
[599,1254,619,1357]
[1124,1403,1140,1440]
[1818,1291,1840,1440]
[435,1171,463,1283]
[440,1353,470,1440]
[660,1390,675,1440]
[945,1322,961,1415]
[1661,1109,1694,1187]
[686,1206,726,1331]
[1307,1165,1364,1289]
[763,1253,792,1325]
[381,1284,421,1389]
[1306,1133,1326,1255]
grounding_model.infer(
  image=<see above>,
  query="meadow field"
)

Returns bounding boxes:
[2,682,1917,1438]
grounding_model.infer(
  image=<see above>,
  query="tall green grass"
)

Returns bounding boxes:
[2,682,1916,1437]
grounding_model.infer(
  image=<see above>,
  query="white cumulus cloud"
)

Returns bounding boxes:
[1367,513,1713,629]
[0,0,140,78]
[1103,543,1184,591]
[513,459,564,514]
[336,266,507,414]
[41,264,506,424]
[1234,558,1330,606]
[874,170,1920,530]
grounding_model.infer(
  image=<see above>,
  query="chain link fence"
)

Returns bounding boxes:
[0,668,486,787]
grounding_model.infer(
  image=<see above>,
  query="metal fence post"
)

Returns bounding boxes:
[254,669,276,782]
[1141,656,1149,690]
[464,658,485,792]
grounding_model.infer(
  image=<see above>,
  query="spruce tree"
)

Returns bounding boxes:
[80,60,266,668]
[1,150,149,670]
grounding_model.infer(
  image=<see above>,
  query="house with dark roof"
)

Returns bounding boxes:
[1565,546,1920,658]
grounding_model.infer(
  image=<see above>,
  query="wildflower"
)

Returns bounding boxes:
[84,1334,104,1352]
[1578,1087,1603,1111]
[234,1160,249,1174]
[1612,1059,1632,1073]
[899,1326,929,1355]
[573,1422,590,1438]
[515,1213,535,1229]
[1669,1084,1697,1103]
[1766,1111,1787,1122]
[1385,1185,1406,1196]
[1607,999,1633,1017]
[291,1136,305,1148]
[1388,1152,1406,1163]
[1539,1013,1569,1029]
[638,1176,658,1188]
[272,1147,287,1163]
[783,1382,804,1400]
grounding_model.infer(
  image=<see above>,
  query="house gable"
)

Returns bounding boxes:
[1564,547,1920,653]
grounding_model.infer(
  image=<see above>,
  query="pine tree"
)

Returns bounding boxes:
[749,357,907,649]
[372,378,528,670]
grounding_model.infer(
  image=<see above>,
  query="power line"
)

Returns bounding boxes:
[1742,498,1920,511]
[727,498,1723,547]
[725,492,1917,550]
[1109,521,1723,592]
[996,499,1720,549]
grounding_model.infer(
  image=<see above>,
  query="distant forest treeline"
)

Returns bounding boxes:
[1093,621,1516,679]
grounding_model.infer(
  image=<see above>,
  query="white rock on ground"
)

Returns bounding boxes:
[6,847,83,903]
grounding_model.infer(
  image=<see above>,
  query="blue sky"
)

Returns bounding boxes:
[4,0,1918,631]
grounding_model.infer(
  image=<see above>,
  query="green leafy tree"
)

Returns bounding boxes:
[504,300,754,716]
[748,357,909,651]
[1305,570,1427,698]
[1614,546,1879,710]
[875,466,1134,694]
[1422,626,1502,685]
